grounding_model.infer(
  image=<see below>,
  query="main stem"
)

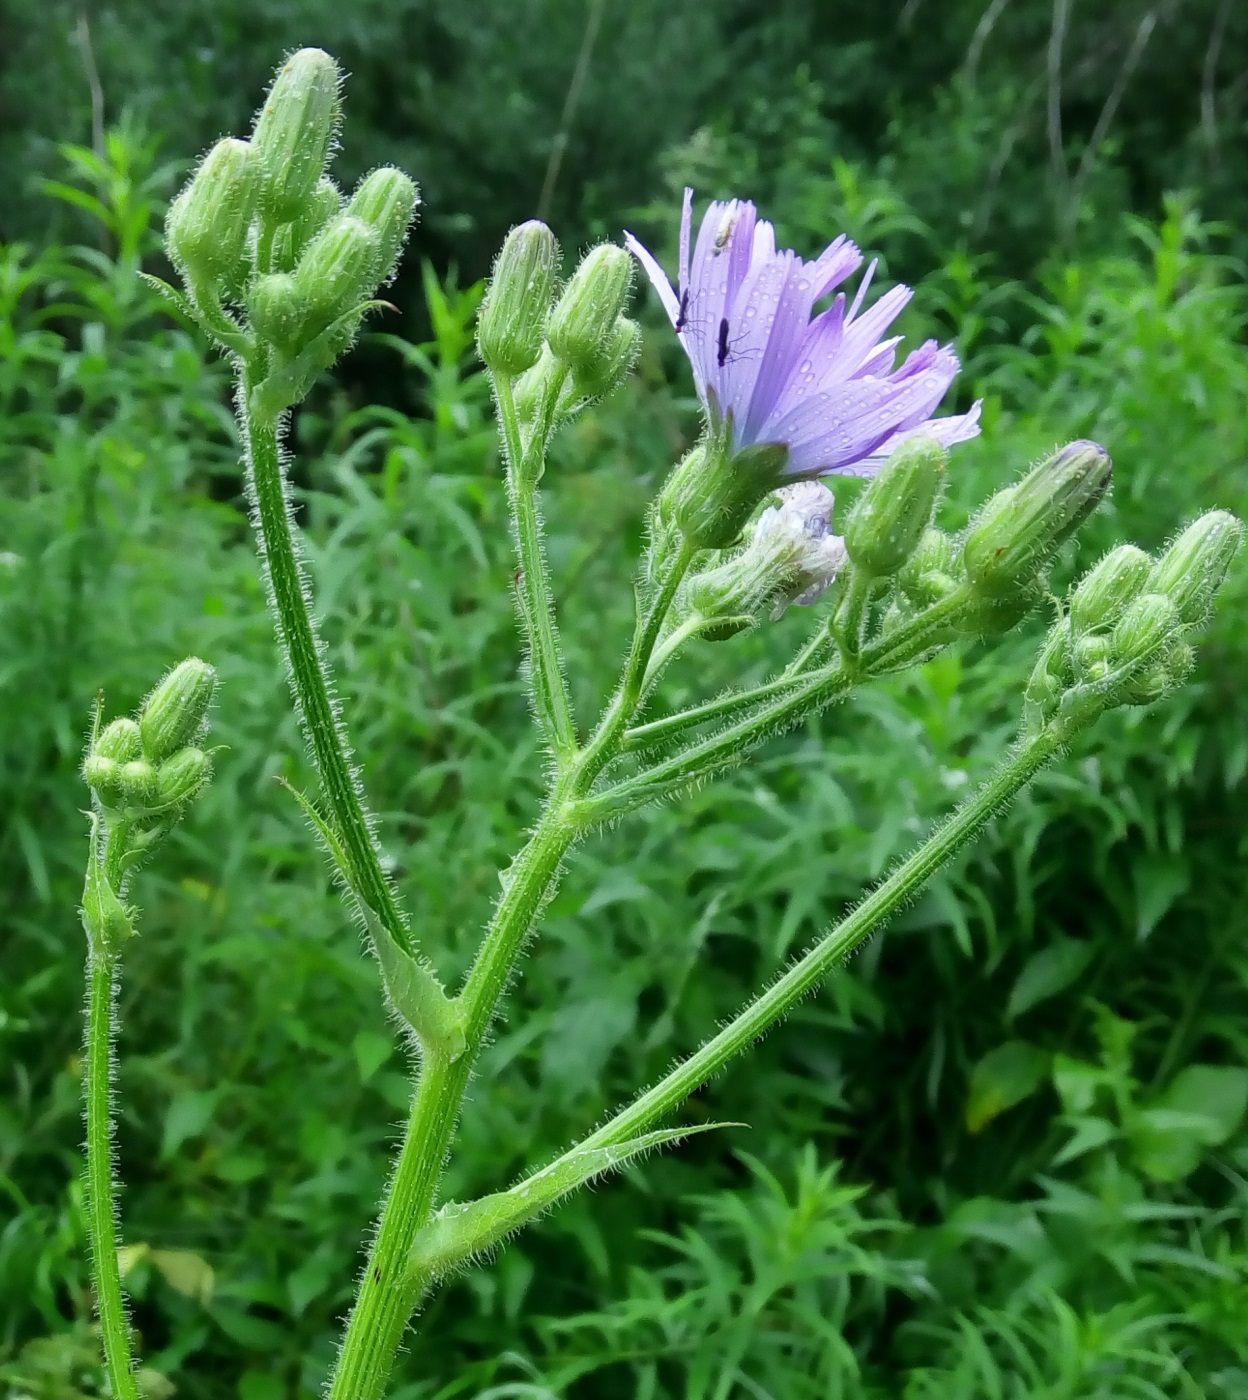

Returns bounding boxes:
[84,950,139,1400]
[241,392,410,954]
[328,805,577,1400]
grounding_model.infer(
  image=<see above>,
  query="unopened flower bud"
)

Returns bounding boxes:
[165,138,260,287]
[547,244,634,375]
[898,528,960,609]
[271,177,345,271]
[844,435,946,578]
[478,221,559,375]
[663,428,791,551]
[1110,593,1181,671]
[139,658,217,764]
[249,272,310,352]
[118,759,160,809]
[94,718,141,764]
[1146,510,1244,626]
[1073,633,1113,682]
[963,441,1112,597]
[83,754,125,806]
[1069,545,1152,636]
[252,48,342,222]
[348,167,419,283]
[570,316,640,402]
[156,748,213,810]
[293,215,380,333]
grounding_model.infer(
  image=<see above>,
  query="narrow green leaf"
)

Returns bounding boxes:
[409,1123,734,1283]
[1007,937,1094,1019]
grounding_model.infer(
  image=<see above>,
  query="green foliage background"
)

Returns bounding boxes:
[3,4,1248,1397]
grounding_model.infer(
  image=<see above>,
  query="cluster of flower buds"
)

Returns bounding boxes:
[1024,511,1243,735]
[863,439,1115,646]
[476,221,640,434]
[165,49,418,395]
[82,659,218,833]
[683,482,847,638]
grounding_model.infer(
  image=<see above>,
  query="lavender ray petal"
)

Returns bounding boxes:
[740,256,820,443]
[679,187,693,294]
[807,235,862,301]
[624,232,681,326]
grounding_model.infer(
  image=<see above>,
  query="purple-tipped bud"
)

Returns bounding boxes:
[165,138,260,288]
[348,167,419,284]
[963,441,1113,597]
[1069,544,1152,636]
[139,658,217,764]
[1145,510,1244,626]
[252,48,342,222]
[547,244,634,375]
[843,435,946,578]
[478,221,560,375]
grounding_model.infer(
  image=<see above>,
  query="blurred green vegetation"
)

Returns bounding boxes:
[3,6,1248,1399]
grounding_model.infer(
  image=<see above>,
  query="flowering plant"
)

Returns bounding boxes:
[71,50,1241,1400]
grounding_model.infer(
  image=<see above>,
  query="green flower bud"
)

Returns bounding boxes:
[271,177,345,272]
[477,221,559,375]
[249,272,311,352]
[1110,593,1182,671]
[661,431,791,550]
[165,138,260,287]
[1073,633,1114,682]
[844,435,947,578]
[156,748,213,810]
[898,528,960,609]
[1145,510,1244,626]
[83,754,125,807]
[94,718,141,764]
[1024,625,1073,725]
[348,167,419,284]
[118,759,160,809]
[547,244,633,375]
[293,215,380,334]
[569,316,640,403]
[252,48,342,222]
[1069,544,1152,635]
[139,658,217,764]
[963,441,1113,597]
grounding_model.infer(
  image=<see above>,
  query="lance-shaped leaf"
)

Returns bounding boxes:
[280,779,464,1058]
[408,1123,734,1284]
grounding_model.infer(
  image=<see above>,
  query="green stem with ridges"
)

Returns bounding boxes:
[241,387,412,957]
[84,946,139,1400]
[495,373,578,762]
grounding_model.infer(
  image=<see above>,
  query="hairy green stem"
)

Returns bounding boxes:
[567,730,1062,1157]
[84,949,139,1400]
[328,805,578,1400]
[328,539,695,1398]
[241,390,411,956]
[495,374,578,761]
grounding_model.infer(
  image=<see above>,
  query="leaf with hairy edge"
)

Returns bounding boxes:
[408,1124,736,1284]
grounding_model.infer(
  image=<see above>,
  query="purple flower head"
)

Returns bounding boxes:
[626,190,981,480]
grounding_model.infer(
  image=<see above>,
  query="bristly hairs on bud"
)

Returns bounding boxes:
[478,221,560,377]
